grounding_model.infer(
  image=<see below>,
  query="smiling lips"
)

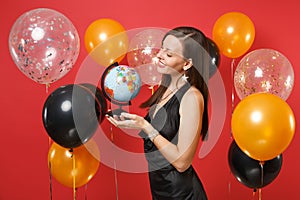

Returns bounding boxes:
[152,57,165,69]
[157,61,166,68]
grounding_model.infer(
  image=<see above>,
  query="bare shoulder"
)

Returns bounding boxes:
[180,86,204,114]
[182,86,204,105]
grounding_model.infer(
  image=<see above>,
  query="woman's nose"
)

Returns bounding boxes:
[156,49,164,59]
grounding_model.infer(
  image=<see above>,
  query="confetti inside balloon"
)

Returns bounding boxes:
[127,28,164,67]
[127,28,164,86]
[136,63,162,87]
[9,8,80,85]
[234,49,294,100]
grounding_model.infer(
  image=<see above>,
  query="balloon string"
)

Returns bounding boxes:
[231,58,236,114]
[149,85,154,95]
[73,188,77,200]
[259,161,264,185]
[227,170,231,199]
[48,137,53,200]
[114,160,119,200]
[49,161,53,200]
[84,183,88,200]
[230,58,236,139]
[46,85,52,200]
[72,150,77,200]
[252,189,256,199]
[110,124,119,200]
[45,83,50,94]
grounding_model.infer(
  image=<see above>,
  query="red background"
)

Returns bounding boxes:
[0,0,299,199]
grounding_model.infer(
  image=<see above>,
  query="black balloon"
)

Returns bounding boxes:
[79,83,108,122]
[228,141,282,189]
[206,37,221,78]
[42,84,107,148]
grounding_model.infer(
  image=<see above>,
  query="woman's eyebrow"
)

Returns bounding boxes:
[162,47,177,53]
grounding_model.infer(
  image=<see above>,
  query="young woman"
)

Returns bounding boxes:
[106,26,209,200]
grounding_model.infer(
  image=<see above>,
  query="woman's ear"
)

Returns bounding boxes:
[183,58,193,71]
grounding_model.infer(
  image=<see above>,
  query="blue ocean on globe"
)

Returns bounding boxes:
[103,65,141,103]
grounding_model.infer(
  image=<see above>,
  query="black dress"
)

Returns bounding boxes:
[139,83,208,200]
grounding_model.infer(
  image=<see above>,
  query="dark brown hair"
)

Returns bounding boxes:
[140,26,209,141]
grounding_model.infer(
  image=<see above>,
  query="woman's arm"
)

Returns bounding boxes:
[106,87,204,172]
[144,87,204,172]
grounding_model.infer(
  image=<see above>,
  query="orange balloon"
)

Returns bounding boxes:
[84,18,128,66]
[48,139,100,188]
[212,12,255,58]
[231,93,295,161]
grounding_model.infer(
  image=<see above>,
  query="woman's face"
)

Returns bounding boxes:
[156,35,187,75]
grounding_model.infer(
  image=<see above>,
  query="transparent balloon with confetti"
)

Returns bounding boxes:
[127,28,165,87]
[234,49,294,101]
[8,8,80,88]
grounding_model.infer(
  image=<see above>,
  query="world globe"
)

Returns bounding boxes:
[102,64,141,104]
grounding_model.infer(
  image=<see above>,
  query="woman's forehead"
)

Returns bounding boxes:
[162,35,183,54]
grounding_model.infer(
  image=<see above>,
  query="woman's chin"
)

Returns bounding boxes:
[156,65,166,73]
[157,67,180,76]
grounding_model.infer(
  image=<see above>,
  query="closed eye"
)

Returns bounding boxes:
[161,47,179,58]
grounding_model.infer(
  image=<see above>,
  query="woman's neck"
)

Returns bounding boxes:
[168,72,186,91]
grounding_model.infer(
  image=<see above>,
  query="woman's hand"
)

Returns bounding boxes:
[106,112,150,131]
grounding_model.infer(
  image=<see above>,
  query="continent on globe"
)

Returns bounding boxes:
[103,65,142,103]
